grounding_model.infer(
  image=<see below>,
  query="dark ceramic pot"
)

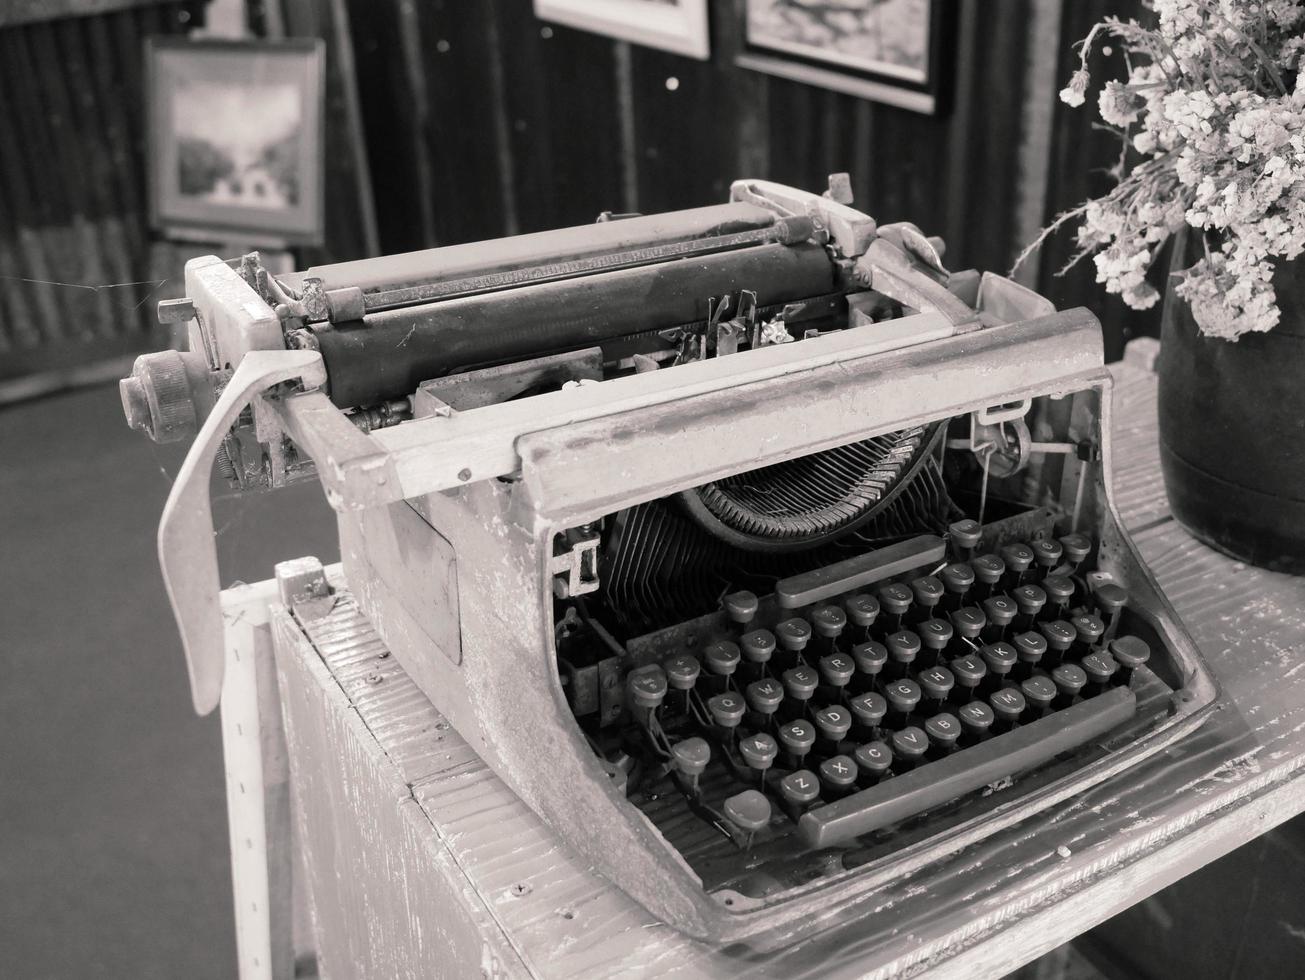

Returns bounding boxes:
[1157,231,1305,573]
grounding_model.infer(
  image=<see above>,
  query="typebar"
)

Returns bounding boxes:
[797,685,1136,848]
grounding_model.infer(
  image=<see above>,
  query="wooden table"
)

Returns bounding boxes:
[219,344,1305,979]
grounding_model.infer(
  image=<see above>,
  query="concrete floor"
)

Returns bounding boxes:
[1,382,337,979]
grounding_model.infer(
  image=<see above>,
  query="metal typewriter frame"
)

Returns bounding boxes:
[253,312,1214,947]
[154,187,1219,946]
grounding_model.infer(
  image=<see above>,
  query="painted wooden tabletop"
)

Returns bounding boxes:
[283,345,1305,979]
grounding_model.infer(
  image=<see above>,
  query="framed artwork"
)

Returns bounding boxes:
[534,0,711,60]
[737,0,946,114]
[146,37,325,245]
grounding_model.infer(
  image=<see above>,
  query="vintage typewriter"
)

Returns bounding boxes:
[121,176,1218,946]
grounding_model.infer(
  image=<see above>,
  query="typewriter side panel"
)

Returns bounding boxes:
[336,480,727,936]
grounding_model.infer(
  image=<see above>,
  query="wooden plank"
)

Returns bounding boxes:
[271,596,530,979]
[219,579,295,980]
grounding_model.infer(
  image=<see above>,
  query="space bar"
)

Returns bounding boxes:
[797,686,1137,848]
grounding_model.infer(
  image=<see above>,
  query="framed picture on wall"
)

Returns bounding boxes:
[737,0,946,114]
[146,37,325,245]
[534,0,710,60]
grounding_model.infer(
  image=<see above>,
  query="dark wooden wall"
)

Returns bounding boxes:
[345,0,1036,284]
[0,0,1157,389]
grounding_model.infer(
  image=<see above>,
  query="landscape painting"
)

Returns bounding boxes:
[746,0,931,81]
[148,38,324,244]
[739,0,941,113]
[534,0,710,60]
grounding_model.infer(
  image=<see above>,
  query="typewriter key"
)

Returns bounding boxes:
[1070,612,1105,654]
[1042,575,1075,619]
[1109,636,1151,686]
[886,630,921,679]
[1093,583,1129,641]
[989,688,1027,732]
[1012,631,1047,680]
[918,666,955,711]
[819,755,859,798]
[877,583,914,631]
[781,666,819,713]
[665,654,701,690]
[918,618,953,666]
[723,590,759,630]
[1093,583,1128,617]
[925,712,961,755]
[627,665,668,711]
[854,740,894,784]
[982,595,1017,641]
[950,606,987,653]
[843,593,880,640]
[1012,583,1047,630]
[949,519,982,559]
[909,576,945,619]
[971,554,1006,599]
[814,705,853,748]
[851,640,888,687]
[745,678,784,725]
[1051,663,1088,708]
[708,692,746,734]
[850,691,888,738]
[819,653,856,697]
[940,563,976,609]
[959,701,995,742]
[778,719,817,767]
[775,617,813,666]
[980,641,1018,692]
[810,604,847,657]
[779,769,821,816]
[724,789,772,846]
[671,737,711,795]
[1000,543,1035,588]
[740,628,777,668]
[949,654,988,702]
[704,640,741,688]
[739,732,778,782]
[1032,538,1063,573]
[1038,620,1076,669]
[885,678,922,727]
[891,726,930,771]
[1060,533,1093,568]
[664,654,701,712]
[1080,651,1119,697]
[1020,675,1058,719]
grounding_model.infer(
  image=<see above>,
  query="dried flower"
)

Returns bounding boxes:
[1059,69,1091,107]
[1019,0,1305,339]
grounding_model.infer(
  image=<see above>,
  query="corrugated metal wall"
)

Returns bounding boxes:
[0,1,204,384]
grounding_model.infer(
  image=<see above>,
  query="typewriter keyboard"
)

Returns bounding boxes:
[604,523,1167,863]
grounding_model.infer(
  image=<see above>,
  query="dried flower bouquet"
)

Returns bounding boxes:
[1019,0,1305,339]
